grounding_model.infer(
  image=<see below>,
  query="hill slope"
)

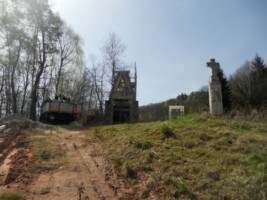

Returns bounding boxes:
[0,115,266,199]
[86,114,267,199]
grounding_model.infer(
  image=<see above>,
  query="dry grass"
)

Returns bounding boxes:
[85,114,267,199]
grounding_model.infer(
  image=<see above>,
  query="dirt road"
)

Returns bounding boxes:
[0,127,135,200]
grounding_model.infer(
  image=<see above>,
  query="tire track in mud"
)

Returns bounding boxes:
[28,130,133,200]
[64,131,135,200]
[68,139,112,200]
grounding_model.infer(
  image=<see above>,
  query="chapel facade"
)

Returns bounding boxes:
[105,70,138,124]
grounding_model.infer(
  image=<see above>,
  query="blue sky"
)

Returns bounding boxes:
[53,0,267,106]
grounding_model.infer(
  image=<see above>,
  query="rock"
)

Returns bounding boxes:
[69,121,82,127]
[0,125,6,132]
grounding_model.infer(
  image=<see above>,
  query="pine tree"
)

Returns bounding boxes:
[251,54,267,108]
[218,68,231,112]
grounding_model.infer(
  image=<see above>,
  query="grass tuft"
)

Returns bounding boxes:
[231,121,252,130]
[0,192,26,200]
[160,124,176,138]
[93,128,103,139]
[130,137,152,149]
[121,162,137,179]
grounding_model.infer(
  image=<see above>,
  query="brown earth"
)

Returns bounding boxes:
[0,123,138,200]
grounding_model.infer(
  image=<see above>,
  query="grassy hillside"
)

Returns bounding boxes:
[85,114,267,199]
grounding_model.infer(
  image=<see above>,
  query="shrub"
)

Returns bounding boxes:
[160,124,176,138]
[130,137,152,149]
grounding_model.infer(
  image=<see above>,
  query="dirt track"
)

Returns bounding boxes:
[0,127,136,200]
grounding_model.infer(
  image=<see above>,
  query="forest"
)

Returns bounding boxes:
[0,0,129,123]
[1,0,266,123]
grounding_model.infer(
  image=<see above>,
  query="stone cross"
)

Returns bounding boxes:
[206,58,223,115]
[207,58,220,77]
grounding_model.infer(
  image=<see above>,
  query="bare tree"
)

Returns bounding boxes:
[229,61,253,110]
[0,0,84,120]
[89,55,106,114]
[55,24,83,94]
[101,32,126,86]
[0,0,25,114]
[19,52,32,115]
[25,0,63,120]
[230,55,267,111]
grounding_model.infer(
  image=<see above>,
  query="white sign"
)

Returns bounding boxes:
[169,105,185,120]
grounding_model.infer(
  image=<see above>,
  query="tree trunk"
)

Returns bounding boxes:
[29,65,44,120]
[11,41,21,114]
[20,66,30,115]
[55,58,64,94]
[29,29,46,121]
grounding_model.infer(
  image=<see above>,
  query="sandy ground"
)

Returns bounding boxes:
[0,128,136,200]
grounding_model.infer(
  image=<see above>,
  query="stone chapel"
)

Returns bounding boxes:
[105,70,139,124]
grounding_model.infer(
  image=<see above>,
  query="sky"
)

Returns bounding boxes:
[52,0,267,106]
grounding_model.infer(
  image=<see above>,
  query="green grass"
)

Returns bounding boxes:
[84,114,267,199]
[0,192,26,200]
